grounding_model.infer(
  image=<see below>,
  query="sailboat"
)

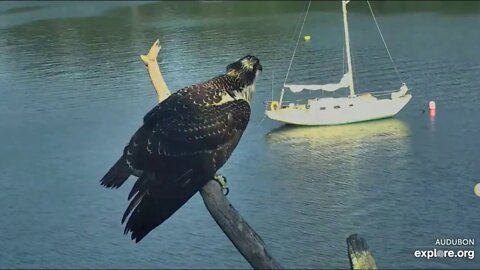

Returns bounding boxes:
[265,0,412,126]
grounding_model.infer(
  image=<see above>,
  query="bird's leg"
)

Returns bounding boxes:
[213,174,229,196]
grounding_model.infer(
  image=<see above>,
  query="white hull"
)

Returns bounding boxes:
[266,92,412,126]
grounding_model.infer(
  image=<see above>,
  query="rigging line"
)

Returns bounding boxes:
[290,1,308,41]
[367,0,403,83]
[260,70,275,129]
[275,2,305,102]
[255,114,267,128]
[343,40,346,96]
[283,0,312,87]
[271,70,275,100]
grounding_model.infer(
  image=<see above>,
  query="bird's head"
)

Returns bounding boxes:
[225,55,262,102]
[226,55,262,83]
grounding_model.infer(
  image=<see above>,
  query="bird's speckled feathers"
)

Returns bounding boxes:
[100,55,262,242]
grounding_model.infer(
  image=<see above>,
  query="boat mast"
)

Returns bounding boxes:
[342,0,355,97]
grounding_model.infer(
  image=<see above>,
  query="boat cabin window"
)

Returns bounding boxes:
[334,105,341,109]
[320,107,326,110]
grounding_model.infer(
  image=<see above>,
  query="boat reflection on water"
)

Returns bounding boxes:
[263,118,413,255]
[266,118,410,150]
[264,118,412,211]
[265,118,412,177]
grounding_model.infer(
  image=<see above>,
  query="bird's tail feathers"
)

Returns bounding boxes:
[100,155,131,188]
[122,169,199,243]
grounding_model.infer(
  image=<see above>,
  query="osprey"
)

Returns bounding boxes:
[100,55,262,242]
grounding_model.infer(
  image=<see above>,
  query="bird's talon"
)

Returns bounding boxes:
[213,174,229,196]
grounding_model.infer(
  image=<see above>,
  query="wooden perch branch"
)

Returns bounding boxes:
[141,39,282,269]
[200,181,283,269]
[140,39,171,102]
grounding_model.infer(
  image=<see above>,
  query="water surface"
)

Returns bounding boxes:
[0,1,479,269]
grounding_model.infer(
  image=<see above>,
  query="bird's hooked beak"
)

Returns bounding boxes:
[257,63,263,73]
[255,63,263,80]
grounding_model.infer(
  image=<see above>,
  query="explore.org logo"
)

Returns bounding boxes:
[414,238,475,260]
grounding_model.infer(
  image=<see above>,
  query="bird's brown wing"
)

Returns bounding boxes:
[118,88,251,242]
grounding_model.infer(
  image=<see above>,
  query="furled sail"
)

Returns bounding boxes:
[284,72,351,93]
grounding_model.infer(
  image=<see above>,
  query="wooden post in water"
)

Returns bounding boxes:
[140,39,283,270]
[140,39,377,270]
[346,234,377,270]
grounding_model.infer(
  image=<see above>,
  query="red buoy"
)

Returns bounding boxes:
[429,101,436,117]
